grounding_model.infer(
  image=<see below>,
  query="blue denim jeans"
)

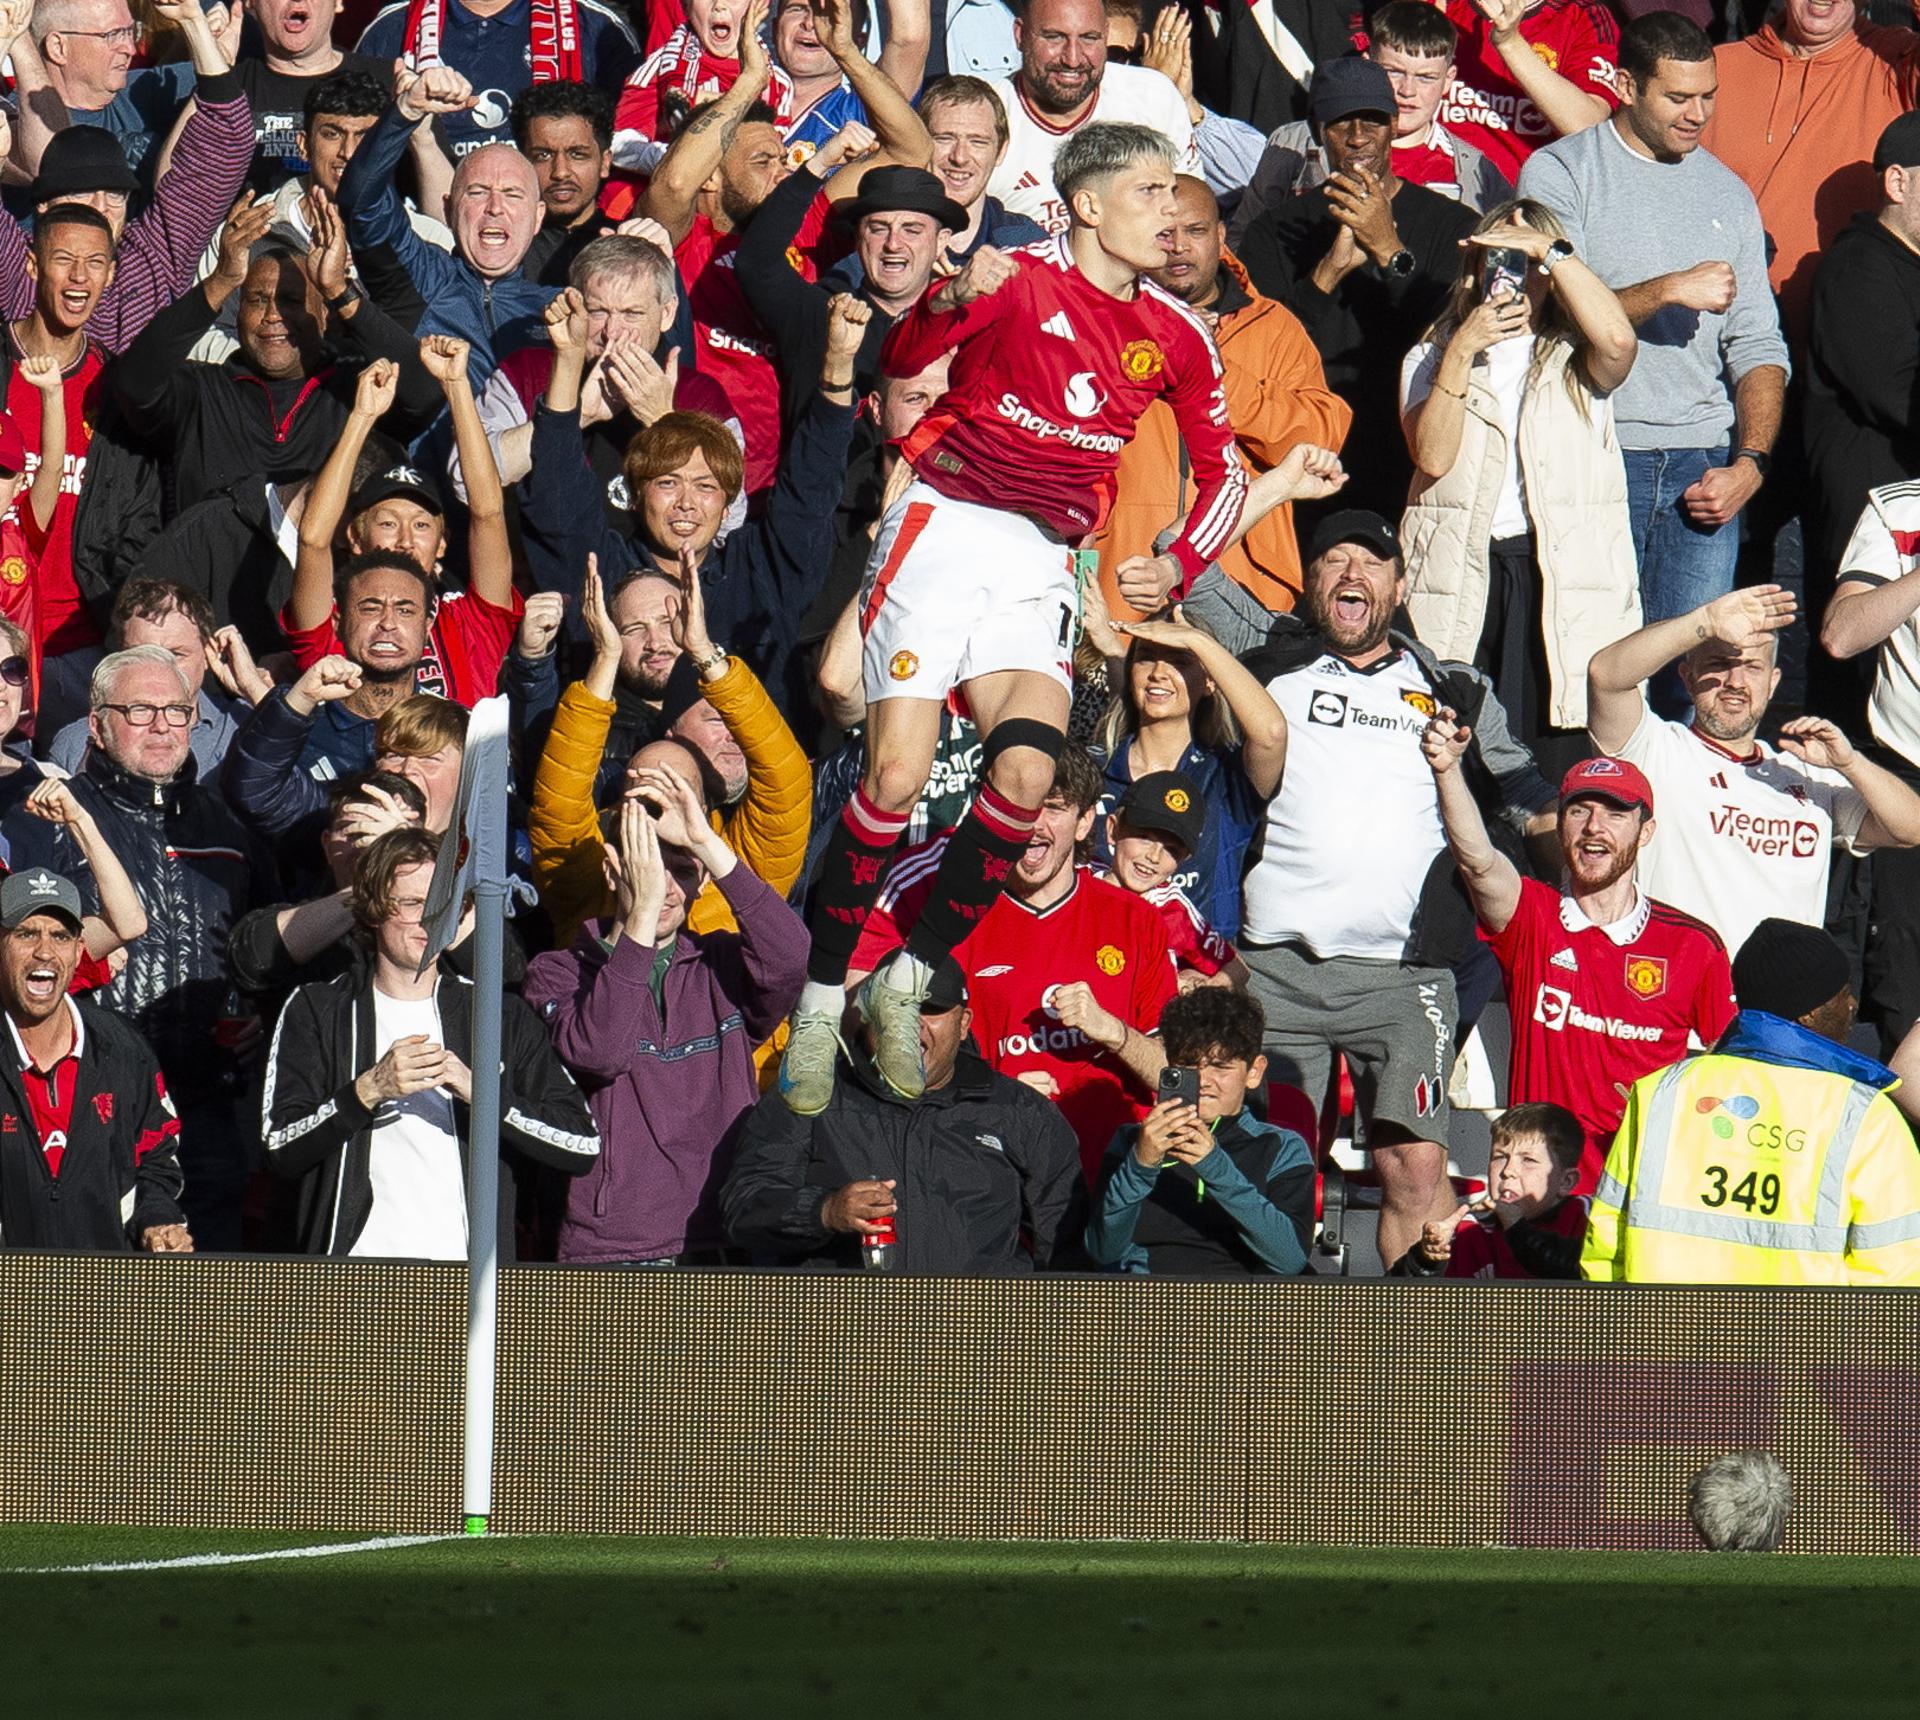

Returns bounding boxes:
[1623,445,1738,716]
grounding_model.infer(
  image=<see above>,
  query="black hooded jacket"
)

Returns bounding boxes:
[722,1042,1087,1273]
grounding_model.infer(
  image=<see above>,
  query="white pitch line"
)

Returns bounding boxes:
[25,1533,462,1574]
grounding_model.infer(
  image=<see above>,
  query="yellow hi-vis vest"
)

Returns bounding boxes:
[1583,1051,1920,1285]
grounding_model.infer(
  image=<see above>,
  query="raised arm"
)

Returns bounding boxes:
[1118,611,1288,798]
[291,359,400,633]
[1474,0,1610,136]
[1775,717,1920,852]
[17,356,65,534]
[339,66,474,300]
[0,3,62,186]
[419,334,513,611]
[1585,584,1796,754]
[638,0,773,246]
[25,780,149,959]
[1419,705,1521,935]
[813,0,932,194]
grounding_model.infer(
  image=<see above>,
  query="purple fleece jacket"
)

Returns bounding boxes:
[522,861,808,1263]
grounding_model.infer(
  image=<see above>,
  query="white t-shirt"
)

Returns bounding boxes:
[985,65,1200,235]
[1242,650,1446,959]
[1838,480,1920,772]
[1612,711,1870,960]
[351,990,469,1262]
[1401,334,1533,541]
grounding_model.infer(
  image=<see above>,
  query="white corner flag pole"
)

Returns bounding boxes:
[417,695,512,1537]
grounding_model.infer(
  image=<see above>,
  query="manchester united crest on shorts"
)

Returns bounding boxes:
[1624,955,1668,999]
[1096,944,1125,975]
[1119,340,1164,383]
[889,650,918,681]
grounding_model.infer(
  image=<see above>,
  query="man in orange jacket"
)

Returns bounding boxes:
[1093,175,1351,639]
[1702,0,1920,345]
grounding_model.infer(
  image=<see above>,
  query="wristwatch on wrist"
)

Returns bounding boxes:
[1735,447,1773,480]
[325,285,360,313]
[1537,239,1575,276]
[691,642,729,678]
[1385,247,1416,280]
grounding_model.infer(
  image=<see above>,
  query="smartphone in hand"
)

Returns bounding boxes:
[1158,1065,1201,1109]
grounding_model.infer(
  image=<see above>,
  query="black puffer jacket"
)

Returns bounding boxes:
[0,751,277,1105]
[721,1044,1089,1273]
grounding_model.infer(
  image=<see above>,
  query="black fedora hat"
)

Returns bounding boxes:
[832,165,967,231]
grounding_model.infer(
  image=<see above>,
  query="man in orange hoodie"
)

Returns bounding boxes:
[1702,0,1920,346]
[1094,175,1352,633]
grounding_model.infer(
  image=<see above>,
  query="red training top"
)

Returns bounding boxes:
[281,587,524,711]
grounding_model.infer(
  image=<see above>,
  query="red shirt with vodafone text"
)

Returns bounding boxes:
[280,587,522,711]
[1440,0,1621,183]
[884,237,1248,586]
[853,848,1180,1181]
[1485,877,1734,1192]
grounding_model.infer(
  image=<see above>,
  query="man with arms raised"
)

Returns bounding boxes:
[781,119,1245,1116]
[1423,723,1733,1190]
[1587,584,1920,960]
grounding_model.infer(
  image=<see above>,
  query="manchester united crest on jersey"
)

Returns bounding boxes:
[1119,339,1164,383]
[1624,955,1668,1000]
[1096,944,1125,975]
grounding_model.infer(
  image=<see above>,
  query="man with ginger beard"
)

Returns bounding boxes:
[1422,727,1733,1193]
[1238,510,1555,1265]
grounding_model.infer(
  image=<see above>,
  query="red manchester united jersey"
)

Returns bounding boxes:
[884,237,1247,585]
[854,846,1180,1179]
[1441,0,1620,182]
[1438,1195,1591,1279]
[1486,878,1734,1191]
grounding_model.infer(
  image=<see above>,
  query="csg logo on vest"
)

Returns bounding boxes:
[1698,1091,1808,1153]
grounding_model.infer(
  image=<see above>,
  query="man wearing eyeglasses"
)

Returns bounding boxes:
[0,642,276,1251]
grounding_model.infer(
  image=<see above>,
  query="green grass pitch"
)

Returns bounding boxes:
[4,1530,1915,1717]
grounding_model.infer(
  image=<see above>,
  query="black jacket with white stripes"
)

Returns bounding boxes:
[260,961,599,1259]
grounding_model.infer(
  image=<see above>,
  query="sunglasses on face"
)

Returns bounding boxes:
[0,658,28,689]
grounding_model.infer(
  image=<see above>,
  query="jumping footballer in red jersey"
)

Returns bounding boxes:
[1423,720,1735,1192]
[781,119,1249,1117]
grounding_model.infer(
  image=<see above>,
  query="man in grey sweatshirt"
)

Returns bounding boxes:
[1519,11,1788,649]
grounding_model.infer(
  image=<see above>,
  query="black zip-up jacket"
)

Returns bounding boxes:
[110,277,441,517]
[721,1043,1087,1272]
[0,1001,185,1251]
[0,751,277,1107]
[1241,616,1555,968]
[261,961,599,1258]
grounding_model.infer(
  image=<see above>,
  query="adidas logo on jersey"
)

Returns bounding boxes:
[1015,170,1041,189]
[1551,948,1578,972]
[1041,310,1077,342]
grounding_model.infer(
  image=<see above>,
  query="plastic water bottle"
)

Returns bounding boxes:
[862,1211,897,1272]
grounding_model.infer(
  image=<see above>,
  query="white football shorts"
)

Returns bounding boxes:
[857,481,1078,704]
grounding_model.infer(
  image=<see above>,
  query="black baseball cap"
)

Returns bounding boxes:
[923,955,970,1012]
[1309,56,1396,129]
[31,127,139,204]
[1876,111,1920,171]
[1306,508,1400,564]
[349,462,443,519]
[1113,771,1205,858]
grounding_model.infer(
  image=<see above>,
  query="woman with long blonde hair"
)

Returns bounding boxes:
[1399,198,1639,764]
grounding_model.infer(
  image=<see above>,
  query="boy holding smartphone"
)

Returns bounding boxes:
[1085,989,1315,1276]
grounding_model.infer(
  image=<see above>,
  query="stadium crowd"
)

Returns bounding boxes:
[2,0,1919,1284]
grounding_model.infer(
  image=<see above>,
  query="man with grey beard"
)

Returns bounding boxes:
[1238,510,1555,1265]
[1587,582,1920,959]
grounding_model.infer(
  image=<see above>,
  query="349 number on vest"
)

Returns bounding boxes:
[1700,1166,1782,1215]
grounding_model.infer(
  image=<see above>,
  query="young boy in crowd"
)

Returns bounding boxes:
[1389,1101,1588,1280]
[0,358,70,712]
[614,0,793,174]
[1098,772,1248,993]
[1086,988,1315,1277]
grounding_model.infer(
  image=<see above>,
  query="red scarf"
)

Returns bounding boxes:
[400,0,584,84]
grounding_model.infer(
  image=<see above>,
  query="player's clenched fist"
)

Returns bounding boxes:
[933,245,1017,313]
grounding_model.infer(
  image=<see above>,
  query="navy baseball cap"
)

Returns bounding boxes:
[1309,56,1397,129]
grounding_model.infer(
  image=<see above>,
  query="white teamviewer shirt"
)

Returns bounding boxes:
[1241,652,1446,959]
[1839,480,1920,772]
[1611,710,1869,961]
[985,66,1200,235]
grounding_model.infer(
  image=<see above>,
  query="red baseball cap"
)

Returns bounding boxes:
[1559,755,1654,816]
[0,415,25,477]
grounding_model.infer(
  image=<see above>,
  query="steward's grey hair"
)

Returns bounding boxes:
[91,645,191,713]
[1689,1452,1792,1552]
[1053,122,1175,211]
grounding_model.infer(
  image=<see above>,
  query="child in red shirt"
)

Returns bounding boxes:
[1390,1101,1590,1279]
